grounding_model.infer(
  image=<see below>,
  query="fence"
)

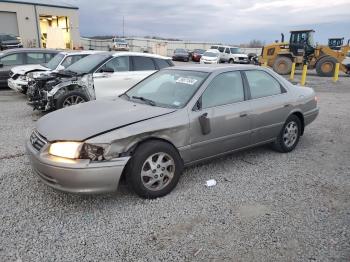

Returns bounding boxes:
[80,37,262,57]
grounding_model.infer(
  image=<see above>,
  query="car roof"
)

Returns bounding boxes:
[0,48,59,56]
[205,49,220,53]
[59,50,105,56]
[112,51,171,60]
[169,64,261,73]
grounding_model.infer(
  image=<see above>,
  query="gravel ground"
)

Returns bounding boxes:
[0,68,349,261]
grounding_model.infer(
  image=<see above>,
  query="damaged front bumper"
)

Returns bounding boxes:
[26,140,130,194]
[8,78,27,92]
[27,73,95,111]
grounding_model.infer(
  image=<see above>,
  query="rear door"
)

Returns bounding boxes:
[189,71,252,161]
[243,70,290,144]
[93,56,132,98]
[0,52,24,86]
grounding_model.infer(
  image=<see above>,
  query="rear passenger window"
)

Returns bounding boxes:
[132,56,156,71]
[26,53,45,64]
[154,58,171,69]
[245,70,282,99]
[202,71,244,108]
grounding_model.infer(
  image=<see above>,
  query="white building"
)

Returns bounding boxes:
[0,0,80,49]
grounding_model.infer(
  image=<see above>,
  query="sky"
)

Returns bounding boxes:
[71,0,350,45]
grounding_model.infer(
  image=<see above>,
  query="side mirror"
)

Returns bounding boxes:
[102,67,114,73]
[198,113,211,135]
[0,63,3,68]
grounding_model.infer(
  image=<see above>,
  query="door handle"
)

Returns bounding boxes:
[240,113,248,117]
[283,104,291,108]
[123,77,132,80]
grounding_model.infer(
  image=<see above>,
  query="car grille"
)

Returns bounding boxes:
[30,131,47,151]
[239,57,246,61]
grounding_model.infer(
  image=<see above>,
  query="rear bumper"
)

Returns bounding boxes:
[26,141,130,194]
[304,107,319,126]
[8,78,27,92]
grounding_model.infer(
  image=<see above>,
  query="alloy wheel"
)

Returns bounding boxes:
[62,95,86,107]
[283,121,298,147]
[141,152,175,191]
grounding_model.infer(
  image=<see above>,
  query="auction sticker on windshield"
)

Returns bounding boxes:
[176,77,198,85]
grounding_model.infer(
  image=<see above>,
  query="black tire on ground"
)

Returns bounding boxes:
[55,90,89,110]
[126,140,183,198]
[315,56,337,77]
[273,115,301,153]
[272,56,293,75]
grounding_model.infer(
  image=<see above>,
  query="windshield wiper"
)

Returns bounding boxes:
[131,96,156,106]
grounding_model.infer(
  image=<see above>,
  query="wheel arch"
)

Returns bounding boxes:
[119,136,184,183]
[288,110,305,135]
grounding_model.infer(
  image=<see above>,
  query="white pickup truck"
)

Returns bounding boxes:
[210,45,249,64]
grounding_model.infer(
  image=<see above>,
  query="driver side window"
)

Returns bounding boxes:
[201,71,245,109]
[98,56,130,72]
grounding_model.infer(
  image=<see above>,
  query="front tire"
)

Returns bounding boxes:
[273,115,301,153]
[56,91,89,109]
[126,140,183,198]
[273,56,293,75]
[316,56,337,77]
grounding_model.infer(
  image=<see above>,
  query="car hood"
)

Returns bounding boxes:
[36,98,176,142]
[11,64,49,75]
[202,56,218,60]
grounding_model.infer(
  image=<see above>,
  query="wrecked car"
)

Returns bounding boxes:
[8,50,100,94]
[27,52,174,111]
[26,65,318,198]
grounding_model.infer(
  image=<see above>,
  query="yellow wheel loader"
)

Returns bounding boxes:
[259,30,350,77]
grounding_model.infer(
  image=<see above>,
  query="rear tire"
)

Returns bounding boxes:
[126,140,183,198]
[273,56,293,75]
[273,115,301,153]
[56,91,89,110]
[316,56,337,77]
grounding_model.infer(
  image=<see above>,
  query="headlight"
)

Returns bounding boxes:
[49,142,82,159]
[19,75,27,81]
[79,143,109,161]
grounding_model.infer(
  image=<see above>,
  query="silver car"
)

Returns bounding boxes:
[26,65,319,198]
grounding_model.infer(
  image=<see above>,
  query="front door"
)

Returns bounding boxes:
[93,56,132,99]
[189,71,252,162]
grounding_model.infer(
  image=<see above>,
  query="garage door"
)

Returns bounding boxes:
[0,12,19,36]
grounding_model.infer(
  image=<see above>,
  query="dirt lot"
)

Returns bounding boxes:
[0,68,349,261]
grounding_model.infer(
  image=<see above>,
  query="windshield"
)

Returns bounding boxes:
[114,39,127,43]
[194,49,205,54]
[125,70,209,108]
[175,49,187,54]
[46,53,65,70]
[65,53,110,74]
[203,51,219,57]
